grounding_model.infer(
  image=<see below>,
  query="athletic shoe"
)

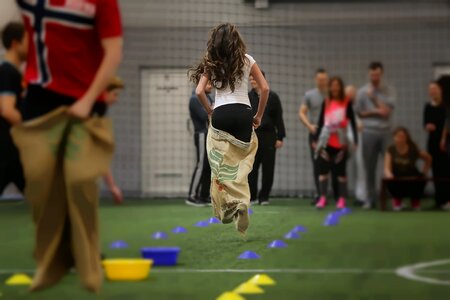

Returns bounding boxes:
[250,199,259,205]
[336,197,346,209]
[411,199,421,211]
[392,198,402,212]
[316,196,327,209]
[353,199,365,207]
[185,198,207,207]
[311,196,320,206]
[260,200,270,206]
[441,201,450,211]
[362,202,373,210]
[235,203,249,238]
[198,197,212,207]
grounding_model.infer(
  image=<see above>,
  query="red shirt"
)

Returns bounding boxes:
[18,0,122,100]
[324,98,350,148]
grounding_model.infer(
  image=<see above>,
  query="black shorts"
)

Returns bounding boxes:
[211,103,253,143]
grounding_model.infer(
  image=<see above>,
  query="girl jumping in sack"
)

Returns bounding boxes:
[190,23,269,238]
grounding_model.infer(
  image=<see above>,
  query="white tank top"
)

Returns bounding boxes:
[214,54,256,109]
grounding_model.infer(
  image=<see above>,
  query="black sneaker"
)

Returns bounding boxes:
[185,197,207,207]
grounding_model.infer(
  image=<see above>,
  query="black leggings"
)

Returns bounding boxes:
[211,104,253,143]
[317,146,348,177]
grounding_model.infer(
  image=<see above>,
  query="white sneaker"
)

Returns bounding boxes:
[441,202,450,211]
[260,200,270,206]
[362,202,372,210]
[250,200,259,205]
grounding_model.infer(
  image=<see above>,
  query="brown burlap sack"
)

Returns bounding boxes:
[11,107,114,293]
[206,125,258,236]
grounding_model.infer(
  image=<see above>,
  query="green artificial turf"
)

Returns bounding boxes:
[0,199,449,299]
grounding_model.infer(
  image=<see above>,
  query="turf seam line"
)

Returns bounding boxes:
[1,268,449,275]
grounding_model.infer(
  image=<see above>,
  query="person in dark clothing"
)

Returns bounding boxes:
[186,82,214,207]
[0,22,27,194]
[423,81,450,209]
[248,73,286,205]
[315,77,358,209]
[384,127,432,211]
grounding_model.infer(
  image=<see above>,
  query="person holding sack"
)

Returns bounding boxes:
[12,0,123,293]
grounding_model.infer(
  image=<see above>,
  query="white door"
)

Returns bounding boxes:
[434,64,450,78]
[141,69,195,196]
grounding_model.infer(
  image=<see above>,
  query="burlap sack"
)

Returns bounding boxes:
[11,107,114,293]
[206,125,258,233]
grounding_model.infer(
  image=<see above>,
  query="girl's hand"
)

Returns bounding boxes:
[308,124,317,135]
[425,123,436,132]
[110,185,123,204]
[384,171,394,179]
[253,116,261,129]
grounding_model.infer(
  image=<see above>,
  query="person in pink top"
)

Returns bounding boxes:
[315,77,358,209]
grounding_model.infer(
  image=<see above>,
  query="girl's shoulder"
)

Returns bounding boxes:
[245,54,256,65]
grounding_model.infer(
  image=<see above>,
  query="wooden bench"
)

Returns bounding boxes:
[379,177,450,211]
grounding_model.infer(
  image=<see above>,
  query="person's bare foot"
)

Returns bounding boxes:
[235,203,249,239]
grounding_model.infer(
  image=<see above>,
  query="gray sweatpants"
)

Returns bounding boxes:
[362,130,390,204]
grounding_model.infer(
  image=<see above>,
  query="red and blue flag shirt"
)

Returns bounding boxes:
[17,0,122,100]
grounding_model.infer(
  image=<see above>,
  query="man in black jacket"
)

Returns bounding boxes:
[248,72,286,205]
[186,82,213,207]
[0,22,27,195]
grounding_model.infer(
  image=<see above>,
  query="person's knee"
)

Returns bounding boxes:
[338,176,347,182]
[319,174,329,181]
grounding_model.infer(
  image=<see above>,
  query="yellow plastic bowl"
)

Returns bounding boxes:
[102,259,153,281]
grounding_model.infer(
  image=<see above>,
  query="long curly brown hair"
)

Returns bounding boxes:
[189,23,248,92]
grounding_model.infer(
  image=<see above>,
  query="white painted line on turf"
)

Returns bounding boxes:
[396,259,450,286]
[1,267,449,275]
[151,268,394,274]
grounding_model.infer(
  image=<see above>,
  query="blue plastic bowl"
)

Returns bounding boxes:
[141,247,180,266]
